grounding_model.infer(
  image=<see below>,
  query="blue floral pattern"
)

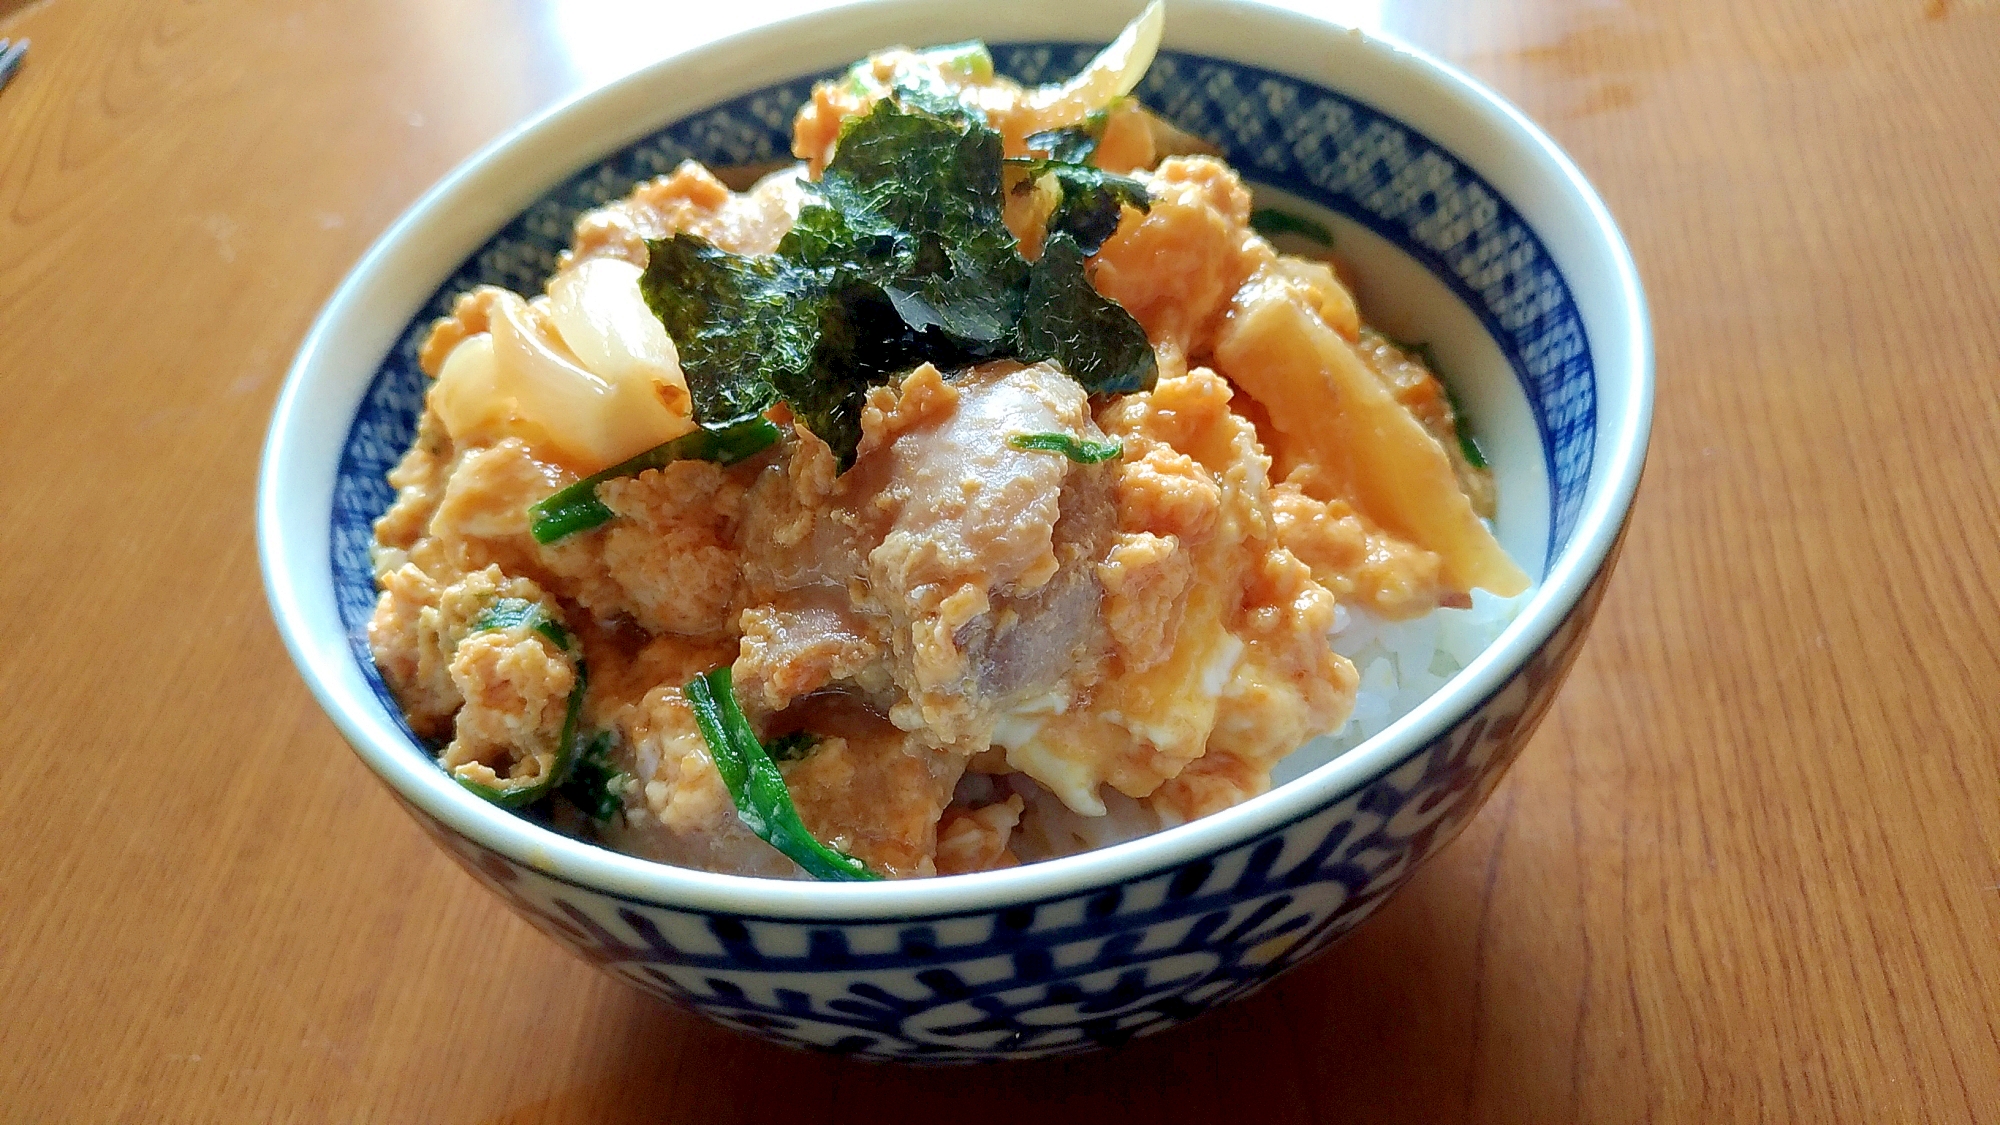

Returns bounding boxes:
[329,45,1609,1061]
[410,547,1610,1060]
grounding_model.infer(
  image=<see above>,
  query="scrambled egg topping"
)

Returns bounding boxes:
[367,43,1521,879]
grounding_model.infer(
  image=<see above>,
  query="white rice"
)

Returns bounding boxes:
[1002,587,1531,862]
[1277,585,1531,783]
[1006,777,1175,862]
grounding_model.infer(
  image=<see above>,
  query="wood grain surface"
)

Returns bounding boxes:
[3,0,1996,1120]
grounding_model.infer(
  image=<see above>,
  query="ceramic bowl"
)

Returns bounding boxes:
[259,0,1651,1062]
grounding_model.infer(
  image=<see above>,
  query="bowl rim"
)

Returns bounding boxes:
[259,0,1652,923]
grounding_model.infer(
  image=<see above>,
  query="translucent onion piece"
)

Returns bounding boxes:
[430,333,535,448]
[488,291,693,472]
[1027,1,1164,127]
[546,257,691,418]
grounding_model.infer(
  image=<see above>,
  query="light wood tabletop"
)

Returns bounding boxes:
[4,0,1997,1120]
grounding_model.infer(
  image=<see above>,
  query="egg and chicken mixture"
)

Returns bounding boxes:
[368,17,1525,880]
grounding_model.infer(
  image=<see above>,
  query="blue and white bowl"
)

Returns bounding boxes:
[259,0,1651,1062]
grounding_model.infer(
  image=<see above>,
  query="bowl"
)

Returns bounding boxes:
[259,0,1651,1062]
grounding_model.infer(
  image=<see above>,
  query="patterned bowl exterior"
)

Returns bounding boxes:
[402,555,1613,1059]
[326,45,1619,1062]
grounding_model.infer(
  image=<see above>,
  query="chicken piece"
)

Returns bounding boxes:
[735,598,891,716]
[997,572,1240,814]
[735,361,1119,747]
[732,417,891,715]
[994,368,1252,812]
[857,361,1116,749]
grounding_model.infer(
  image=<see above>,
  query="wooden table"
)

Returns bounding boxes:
[4,0,1996,1119]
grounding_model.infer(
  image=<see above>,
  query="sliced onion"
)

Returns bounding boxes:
[488,291,693,471]
[546,257,691,417]
[430,332,519,446]
[1027,1,1164,127]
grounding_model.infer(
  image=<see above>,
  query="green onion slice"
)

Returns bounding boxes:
[1380,332,1489,472]
[529,416,782,545]
[1249,207,1335,247]
[766,731,821,763]
[559,732,626,824]
[1007,432,1124,464]
[471,597,572,650]
[1441,382,1489,470]
[684,667,880,881]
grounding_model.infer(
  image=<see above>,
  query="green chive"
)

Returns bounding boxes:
[1007,432,1123,464]
[1381,332,1490,472]
[684,668,880,881]
[1441,382,1490,470]
[767,731,821,763]
[471,596,572,651]
[1249,207,1335,247]
[529,416,782,545]
[1379,330,1441,374]
[559,732,627,824]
